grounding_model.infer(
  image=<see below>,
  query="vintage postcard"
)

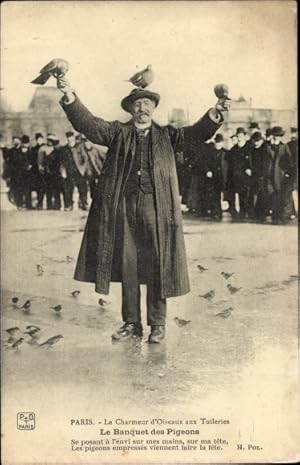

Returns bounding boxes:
[1,1,298,464]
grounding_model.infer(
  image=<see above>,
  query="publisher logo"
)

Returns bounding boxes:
[17,412,35,430]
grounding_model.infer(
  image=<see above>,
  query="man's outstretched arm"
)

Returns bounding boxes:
[57,77,116,147]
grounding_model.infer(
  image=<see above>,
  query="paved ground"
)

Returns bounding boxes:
[1,208,299,463]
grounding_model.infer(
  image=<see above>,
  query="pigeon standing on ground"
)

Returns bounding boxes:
[31,58,69,85]
[125,65,153,88]
[215,307,234,318]
[6,327,20,343]
[197,265,208,273]
[99,298,110,307]
[11,338,25,350]
[174,317,191,327]
[199,290,215,301]
[227,284,242,294]
[36,264,44,276]
[40,335,64,349]
[24,326,41,338]
[66,256,74,263]
[21,300,31,312]
[51,304,62,316]
[71,290,80,298]
[11,297,19,308]
[221,271,234,280]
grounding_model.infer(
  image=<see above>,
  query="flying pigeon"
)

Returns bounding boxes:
[221,272,234,280]
[197,265,208,273]
[31,58,69,85]
[71,290,80,298]
[227,283,242,294]
[40,335,63,348]
[199,290,215,300]
[126,65,153,88]
[174,317,191,327]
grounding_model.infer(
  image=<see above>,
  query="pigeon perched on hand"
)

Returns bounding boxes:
[214,83,231,112]
[199,290,215,300]
[126,65,153,88]
[227,284,242,294]
[31,58,69,85]
[197,265,208,273]
[174,317,191,327]
[40,335,63,349]
[71,290,80,298]
[221,272,234,280]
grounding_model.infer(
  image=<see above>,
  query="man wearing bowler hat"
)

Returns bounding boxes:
[57,76,230,343]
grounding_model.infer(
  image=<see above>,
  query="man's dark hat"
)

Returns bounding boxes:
[236,127,246,135]
[251,131,263,142]
[65,131,74,138]
[272,126,285,137]
[121,88,160,112]
[21,135,30,144]
[35,132,43,139]
[215,133,224,143]
[249,122,260,129]
[47,133,58,142]
[265,128,272,137]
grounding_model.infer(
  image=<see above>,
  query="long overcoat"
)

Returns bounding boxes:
[61,96,221,297]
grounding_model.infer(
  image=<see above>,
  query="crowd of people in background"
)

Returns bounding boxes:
[176,123,298,225]
[1,131,107,211]
[0,122,298,225]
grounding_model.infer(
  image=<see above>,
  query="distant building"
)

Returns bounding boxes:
[168,108,189,128]
[0,87,73,145]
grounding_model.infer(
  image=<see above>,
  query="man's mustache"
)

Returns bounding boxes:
[137,112,150,116]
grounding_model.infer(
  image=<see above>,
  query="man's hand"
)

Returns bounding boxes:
[215,97,231,113]
[206,171,213,178]
[245,168,252,176]
[57,77,75,104]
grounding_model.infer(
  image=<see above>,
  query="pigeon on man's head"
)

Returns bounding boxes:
[31,58,69,85]
[227,284,242,294]
[199,290,215,300]
[174,317,191,327]
[126,65,153,88]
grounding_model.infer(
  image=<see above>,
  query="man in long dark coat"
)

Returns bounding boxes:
[57,76,230,343]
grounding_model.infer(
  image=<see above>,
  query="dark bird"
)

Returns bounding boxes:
[40,335,63,348]
[12,297,19,304]
[174,317,191,327]
[66,256,74,263]
[199,290,215,300]
[6,327,20,336]
[71,290,80,298]
[197,265,208,273]
[221,271,234,280]
[51,304,62,315]
[11,338,24,350]
[215,307,234,318]
[98,298,110,307]
[214,83,230,99]
[36,264,44,275]
[24,327,41,337]
[227,284,242,294]
[31,58,69,85]
[126,64,153,88]
[21,300,31,312]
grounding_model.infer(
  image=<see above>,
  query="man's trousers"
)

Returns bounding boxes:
[120,191,166,327]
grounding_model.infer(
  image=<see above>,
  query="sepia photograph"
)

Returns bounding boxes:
[1,1,298,463]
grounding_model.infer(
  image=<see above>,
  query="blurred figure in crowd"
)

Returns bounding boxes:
[249,122,260,137]
[202,133,225,220]
[14,135,33,209]
[3,136,21,205]
[264,126,294,224]
[38,134,62,210]
[265,128,273,145]
[249,132,269,222]
[227,127,253,220]
[79,135,106,200]
[30,133,46,209]
[287,127,298,217]
[186,142,208,216]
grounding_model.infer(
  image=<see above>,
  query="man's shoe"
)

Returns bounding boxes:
[148,326,165,344]
[111,322,143,340]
